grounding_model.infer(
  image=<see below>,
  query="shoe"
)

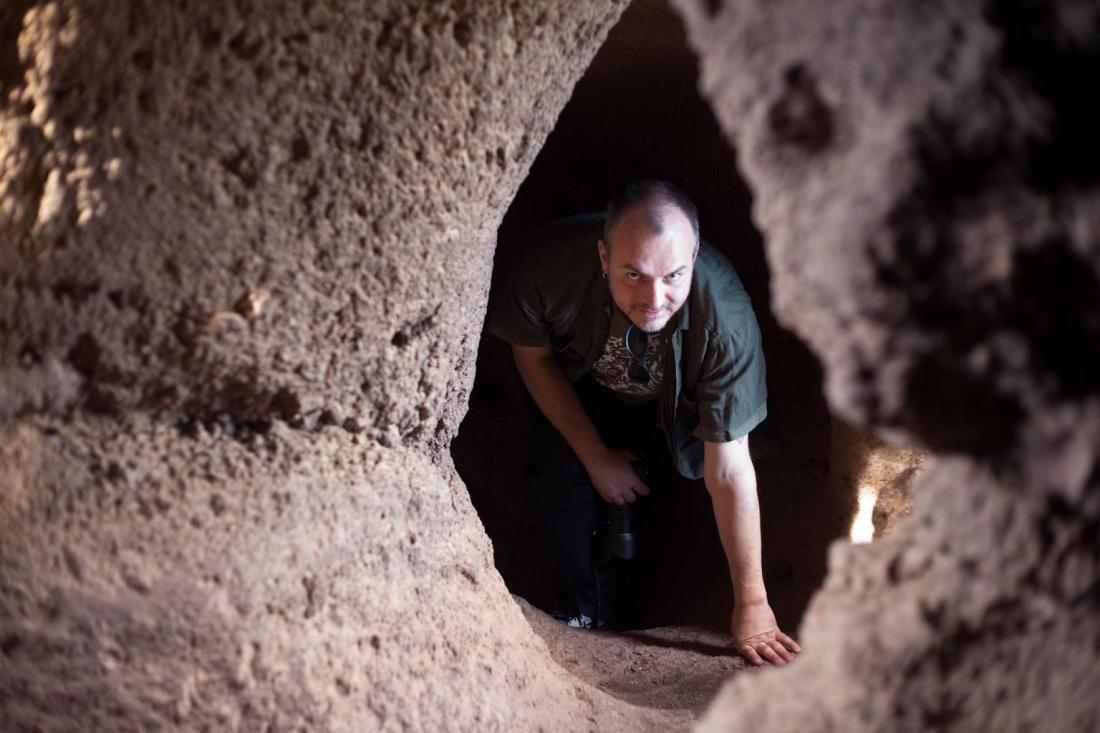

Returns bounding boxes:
[551,609,594,629]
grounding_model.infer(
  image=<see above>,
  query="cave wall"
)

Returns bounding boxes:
[669,0,1100,729]
[0,1,684,729]
[3,0,1097,729]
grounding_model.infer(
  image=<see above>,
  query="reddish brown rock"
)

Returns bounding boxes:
[3,0,1097,729]
[0,1,687,730]
[673,0,1100,729]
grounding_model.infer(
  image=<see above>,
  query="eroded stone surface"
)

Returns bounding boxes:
[0,0,621,450]
[675,0,1100,497]
[0,1,697,730]
[672,0,1100,729]
[700,460,1100,732]
[0,415,680,730]
[5,0,1099,728]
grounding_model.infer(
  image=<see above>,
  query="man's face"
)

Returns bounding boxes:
[598,205,697,333]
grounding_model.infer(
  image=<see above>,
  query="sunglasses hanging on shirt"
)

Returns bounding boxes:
[624,324,652,384]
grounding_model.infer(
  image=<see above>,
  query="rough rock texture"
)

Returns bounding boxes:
[1,416,683,730]
[5,0,1097,728]
[0,0,614,445]
[672,0,1100,729]
[0,1,691,730]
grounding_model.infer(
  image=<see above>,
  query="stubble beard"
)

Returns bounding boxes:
[629,304,674,333]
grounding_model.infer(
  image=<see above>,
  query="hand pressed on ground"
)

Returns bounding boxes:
[731,599,801,666]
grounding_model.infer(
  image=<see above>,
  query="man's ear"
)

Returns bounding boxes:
[597,239,610,275]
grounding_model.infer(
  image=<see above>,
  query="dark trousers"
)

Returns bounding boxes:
[526,377,664,626]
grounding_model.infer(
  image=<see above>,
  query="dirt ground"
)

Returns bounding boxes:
[519,596,769,727]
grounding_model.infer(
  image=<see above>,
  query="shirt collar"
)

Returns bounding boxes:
[670,290,691,332]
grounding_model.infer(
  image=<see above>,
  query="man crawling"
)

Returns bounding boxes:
[489,179,799,666]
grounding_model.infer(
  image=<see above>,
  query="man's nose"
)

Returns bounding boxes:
[646,281,664,306]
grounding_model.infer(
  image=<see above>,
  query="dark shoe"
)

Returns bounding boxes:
[551,609,595,629]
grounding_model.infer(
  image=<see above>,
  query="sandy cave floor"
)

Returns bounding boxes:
[517,596,762,725]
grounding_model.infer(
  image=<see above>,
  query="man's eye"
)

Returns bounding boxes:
[666,272,682,282]
[626,272,640,281]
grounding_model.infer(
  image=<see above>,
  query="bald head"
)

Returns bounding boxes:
[603,179,700,254]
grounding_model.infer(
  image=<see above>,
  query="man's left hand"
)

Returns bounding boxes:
[732,598,800,666]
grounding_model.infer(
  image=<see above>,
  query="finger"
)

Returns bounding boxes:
[632,480,651,496]
[622,488,637,504]
[757,645,786,666]
[769,639,795,663]
[738,645,765,666]
[775,631,801,653]
[613,495,625,506]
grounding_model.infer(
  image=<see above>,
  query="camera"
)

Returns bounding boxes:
[597,459,653,562]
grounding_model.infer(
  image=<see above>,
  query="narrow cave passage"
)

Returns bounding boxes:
[452,0,922,711]
[8,0,1092,729]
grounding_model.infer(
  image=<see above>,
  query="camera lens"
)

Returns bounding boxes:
[604,504,636,560]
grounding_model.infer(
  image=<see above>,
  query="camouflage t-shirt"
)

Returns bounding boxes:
[589,304,666,404]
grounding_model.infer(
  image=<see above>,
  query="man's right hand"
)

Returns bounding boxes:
[511,344,650,505]
[584,448,651,505]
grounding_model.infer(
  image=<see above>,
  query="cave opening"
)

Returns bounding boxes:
[451,0,923,703]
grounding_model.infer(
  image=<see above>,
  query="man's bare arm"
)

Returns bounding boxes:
[512,344,649,504]
[703,437,800,665]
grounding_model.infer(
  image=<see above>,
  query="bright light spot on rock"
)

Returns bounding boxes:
[849,485,878,544]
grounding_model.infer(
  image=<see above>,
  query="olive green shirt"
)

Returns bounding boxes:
[488,213,767,480]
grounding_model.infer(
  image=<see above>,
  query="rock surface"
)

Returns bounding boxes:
[1,0,620,445]
[0,414,686,730]
[3,0,1098,729]
[0,1,687,730]
[672,0,1100,729]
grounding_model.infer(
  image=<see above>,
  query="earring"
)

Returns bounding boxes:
[601,271,608,279]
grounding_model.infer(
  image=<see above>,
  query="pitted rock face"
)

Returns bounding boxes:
[0,0,622,452]
[3,0,1099,729]
[673,0,1100,730]
[0,1,696,730]
[696,459,1100,733]
[0,415,680,730]
[675,0,1100,501]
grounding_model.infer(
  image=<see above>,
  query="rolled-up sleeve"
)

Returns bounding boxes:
[691,319,768,442]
